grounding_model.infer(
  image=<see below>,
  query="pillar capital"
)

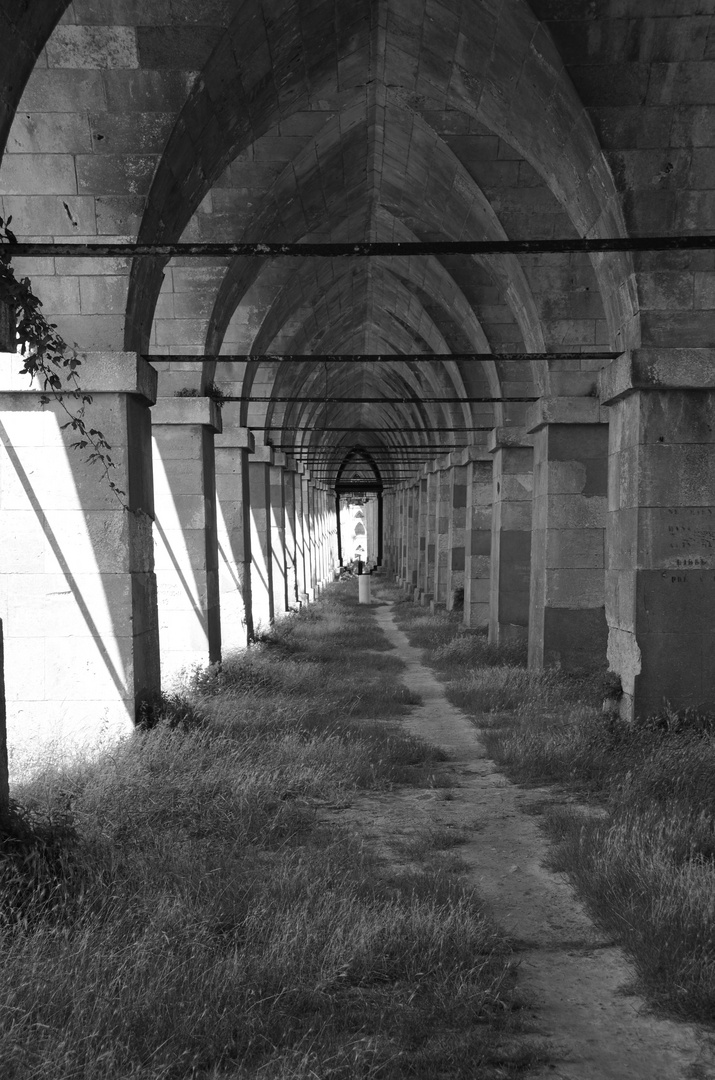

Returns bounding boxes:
[526,395,604,433]
[152,396,222,432]
[600,348,715,405]
[214,427,255,452]
[1,350,157,404]
[251,444,275,465]
[458,445,492,466]
[488,427,534,453]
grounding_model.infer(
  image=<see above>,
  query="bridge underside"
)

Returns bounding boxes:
[1,0,715,787]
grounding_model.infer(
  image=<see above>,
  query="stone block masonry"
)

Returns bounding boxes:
[0,352,159,779]
[489,430,534,646]
[601,350,715,721]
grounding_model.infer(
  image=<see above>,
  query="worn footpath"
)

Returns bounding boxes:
[326,597,715,1080]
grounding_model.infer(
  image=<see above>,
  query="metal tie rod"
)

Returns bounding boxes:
[253,426,494,432]
[229,396,537,403]
[7,237,715,256]
[144,351,621,363]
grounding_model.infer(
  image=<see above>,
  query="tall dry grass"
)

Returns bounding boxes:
[0,582,531,1079]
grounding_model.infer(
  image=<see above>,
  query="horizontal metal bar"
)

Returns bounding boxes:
[229,396,536,403]
[252,426,493,432]
[7,238,715,256]
[144,351,621,363]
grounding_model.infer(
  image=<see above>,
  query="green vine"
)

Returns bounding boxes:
[0,216,126,505]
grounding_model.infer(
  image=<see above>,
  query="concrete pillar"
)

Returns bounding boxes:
[421,470,438,605]
[0,352,160,770]
[0,620,10,819]
[214,424,254,651]
[446,461,468,612]
[488,428,534,646]
[295,468,308,602]
[600,350,715,720]
[301,474,314,602]
[432,462,452,610]
[463,449,493,629]
[248,447,275,632]
[152,396,222,680]
[526,398,609,672]
[406,483,420,594]
[270,455,288,617]
[415,476,429,601]
[283,464,299,608]
[396,487,407,582]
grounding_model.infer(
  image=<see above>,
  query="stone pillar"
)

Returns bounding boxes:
[526,397,609,672]
[446,460,468,612]
[152,396,222,680]
[301,474,314,602]
[600,350,715,720]
[270,454,288,617]
[248,446,275,631]
[406,483,420,594]
[283,464,299,609]
[396,487,407,582]
[488,428,534,646]
[432,461,452,610]
[214,424,254,651]
[421,469,438,605]
[463,449,493,629]
[295,468,308,602]
[0,619,10,819]
[415,476,428,602]
[0,352,160,770]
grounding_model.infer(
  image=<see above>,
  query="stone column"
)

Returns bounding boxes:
[301,474,314,602]
[152,396,222,680]
[421,469,439,606]
[248,446,275,632]
[406,483,420,595]
[488,428,534,646]
[0,352,160,769]
[463,449,493,629]
[214,424,254,651]
[432,460,452,611]
[283,463,299,609]
[295,467,308,602]
[526,397,609,672]
[396,487,407,583]
[0,619,8,819]
[415,475,428,602]
[600,350,715,720]
[270,454,288,617]
[445,460,468,613]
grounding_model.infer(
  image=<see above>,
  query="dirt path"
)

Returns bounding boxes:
[353,599,715,1079]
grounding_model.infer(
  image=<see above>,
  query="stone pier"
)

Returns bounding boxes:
[249,447,275,632]
[527,398,609,672]
[0,352,160,770]
[214,423,254,650]
[152,395,222,680]
[489,429,534,646]
[463,449,493,629]
[601,350,715,721]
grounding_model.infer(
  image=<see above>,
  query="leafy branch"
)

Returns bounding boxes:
[0,217,126,506]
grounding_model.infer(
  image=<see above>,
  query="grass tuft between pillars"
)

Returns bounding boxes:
[0,582,538,1080]
[387,584,715,1027]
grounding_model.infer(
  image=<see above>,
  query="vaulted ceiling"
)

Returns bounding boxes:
[1,0,709,485]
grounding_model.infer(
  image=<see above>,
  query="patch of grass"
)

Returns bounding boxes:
[1,581,540,1079]
[393,586,715,1027]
